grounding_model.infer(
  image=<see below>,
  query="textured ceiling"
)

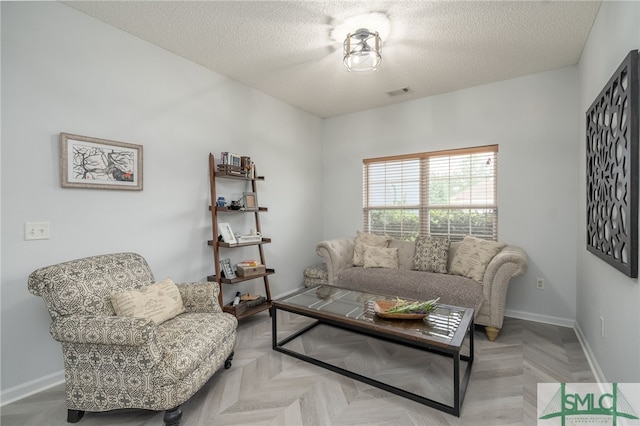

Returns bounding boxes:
[64,1,601,118]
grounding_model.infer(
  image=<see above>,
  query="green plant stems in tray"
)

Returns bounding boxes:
[385,297,440,315]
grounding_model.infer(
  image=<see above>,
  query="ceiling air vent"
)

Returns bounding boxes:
[386,87,412,97]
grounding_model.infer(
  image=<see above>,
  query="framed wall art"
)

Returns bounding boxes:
[60,133,143,190]
[585,50,639,278]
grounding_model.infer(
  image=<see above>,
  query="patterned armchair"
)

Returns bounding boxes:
[27,252,237,426]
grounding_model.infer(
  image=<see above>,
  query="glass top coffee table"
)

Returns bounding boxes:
[271,285,474,417]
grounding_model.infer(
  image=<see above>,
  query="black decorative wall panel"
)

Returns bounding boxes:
[586,50,639,278]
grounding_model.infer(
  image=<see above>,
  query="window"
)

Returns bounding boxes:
[363,145,498,241]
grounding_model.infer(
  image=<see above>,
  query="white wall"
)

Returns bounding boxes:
[576,1,640,382]
[322,67,580,325]
[0,1,323,398]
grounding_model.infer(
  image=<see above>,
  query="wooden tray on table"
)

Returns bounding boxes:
[373,299,430,320]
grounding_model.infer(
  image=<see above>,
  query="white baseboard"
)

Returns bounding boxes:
[504,309,605,384]
[274,286,306,299]
[1,370,64,407]
[504,309,576,328]
[574,322,607,383]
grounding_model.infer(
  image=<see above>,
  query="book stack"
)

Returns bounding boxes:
[217,152,243,176]
[218,152,256,178]
[237,234,262,243]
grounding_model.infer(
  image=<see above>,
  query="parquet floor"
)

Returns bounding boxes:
[0,312,595,426]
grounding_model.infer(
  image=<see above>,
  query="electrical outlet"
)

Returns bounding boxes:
[600,316,605,339]
[25,222,50,240]
[536,277,545,290]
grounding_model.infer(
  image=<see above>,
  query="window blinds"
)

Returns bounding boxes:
[363,145,498,241]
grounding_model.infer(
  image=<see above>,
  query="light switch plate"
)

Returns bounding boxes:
[25,222,50,240]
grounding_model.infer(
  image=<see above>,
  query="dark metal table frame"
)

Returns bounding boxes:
[271,287,474,417]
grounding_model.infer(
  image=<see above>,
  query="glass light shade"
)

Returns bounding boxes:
[343,28,381,72]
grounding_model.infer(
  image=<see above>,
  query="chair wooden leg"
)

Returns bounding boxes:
[224,351,234,369]
[67,409,85,423]
[485,326,500,341]
[163,406,182,426]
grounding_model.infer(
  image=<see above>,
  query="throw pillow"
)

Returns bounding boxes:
[110,277,186,325]
[352,231,391,266]
[449,236,506,282]
[388,239,417,270]
[412,234,451,273]
[363,246,399,269]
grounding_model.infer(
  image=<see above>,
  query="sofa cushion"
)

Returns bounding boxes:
[156,312,237,384]
[363,246,398,269]
[449,236,506,282]
[336,267,484,314]
[413,235,450,273]
[110,277,186,325]
[352,231,391,266]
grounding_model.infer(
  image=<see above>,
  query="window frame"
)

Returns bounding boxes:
[363,145,499,241]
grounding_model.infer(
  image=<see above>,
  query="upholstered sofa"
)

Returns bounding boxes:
[316,234,528,341]
[28,252,237,426]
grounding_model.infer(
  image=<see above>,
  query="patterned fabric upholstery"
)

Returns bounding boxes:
[303,263,328,288]
[28,252,237,415]
[412,235,451,273]
[362,246,399,268]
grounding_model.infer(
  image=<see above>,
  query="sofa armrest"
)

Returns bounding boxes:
[49,315,157,346]
[316,237,356,286]
[177,282,223,314]
[484,245,528,282]
[482,245,528,326]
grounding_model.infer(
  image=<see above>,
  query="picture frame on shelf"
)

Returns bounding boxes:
[218,222,237,244]
[60,133,143,190]
[228,153,242,168]
[242,192,258,211]
[219,258,236,279]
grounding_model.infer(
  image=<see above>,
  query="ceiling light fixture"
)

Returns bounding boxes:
[343,28,381,72]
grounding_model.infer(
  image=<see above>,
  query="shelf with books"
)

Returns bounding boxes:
[208,238,272,248]
[217,152,257,179]
[207,268,275,285]
[223,299,272,319]
[215,171,264,181]
[210,206,268,213]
